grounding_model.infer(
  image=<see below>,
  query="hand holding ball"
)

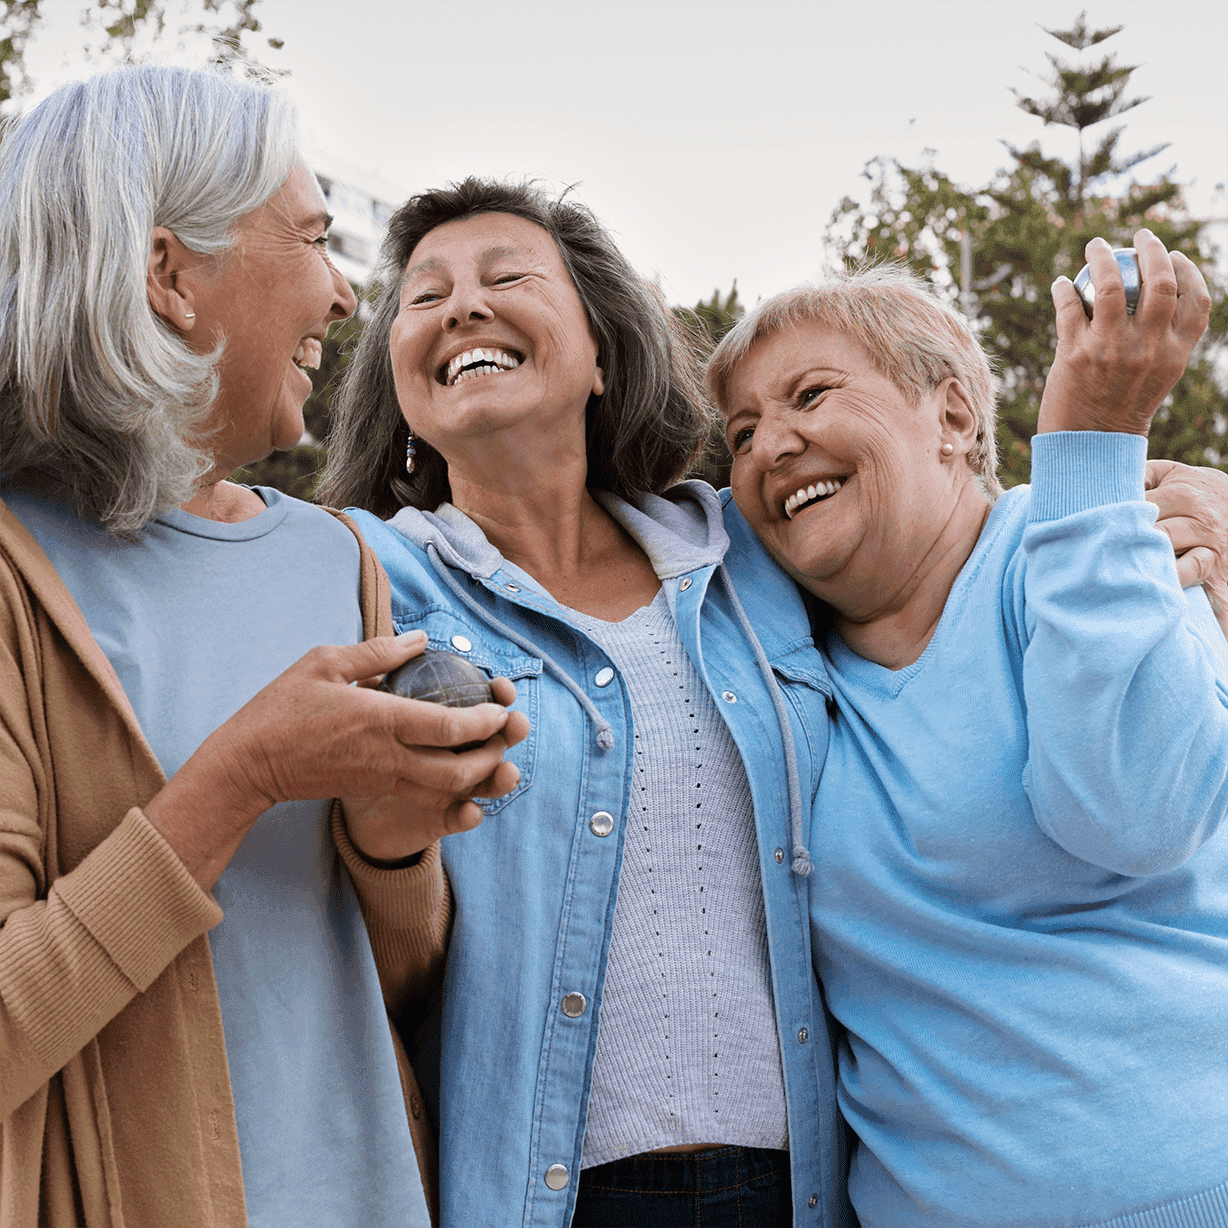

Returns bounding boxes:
[380,649,495,751]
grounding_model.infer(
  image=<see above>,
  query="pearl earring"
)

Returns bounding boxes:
[941,442,954,456]
[405,430,417,475]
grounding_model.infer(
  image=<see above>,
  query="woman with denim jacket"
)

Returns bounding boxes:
[321,178,851,1228]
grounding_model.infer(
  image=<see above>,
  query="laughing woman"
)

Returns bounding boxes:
[712,235,1228,1228]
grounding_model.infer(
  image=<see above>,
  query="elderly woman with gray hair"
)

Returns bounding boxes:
[0,67,527,1226]
[712,238,1228,1227]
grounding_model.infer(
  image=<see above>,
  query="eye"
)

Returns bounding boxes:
[728,425,755,453]
[314,232,330,249]
[492,272,524,286]
[799,385,830,408]
[409,288,444,305]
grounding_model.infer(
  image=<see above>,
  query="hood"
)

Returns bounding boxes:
[386,480,730,583]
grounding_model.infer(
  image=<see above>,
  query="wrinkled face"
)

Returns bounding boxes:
[725,322,956,601]
[189,163,357,473]
[389,212,603,457]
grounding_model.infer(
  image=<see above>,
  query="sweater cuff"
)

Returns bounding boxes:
[54,808,223,992]
[330,801,448,933]
[1028,431,1147,521]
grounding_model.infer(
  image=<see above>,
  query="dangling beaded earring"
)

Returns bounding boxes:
[405,430,417,475]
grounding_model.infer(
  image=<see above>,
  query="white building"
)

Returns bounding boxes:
[307,148,410,286]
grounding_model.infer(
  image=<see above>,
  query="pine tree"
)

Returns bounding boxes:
[825,10,1226,486]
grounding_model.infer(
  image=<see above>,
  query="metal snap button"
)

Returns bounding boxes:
[808,1194,818,1209]
[679,577,692,591]
[561,992,587,1018]
[721,690,737,703]
[450,634,472,652]
[589,811,614,837]
[774,848,784,863]
[544,1164,569,1191]
[595,666,615,687]
[798,1028,809,1044]
[504,582,520,593]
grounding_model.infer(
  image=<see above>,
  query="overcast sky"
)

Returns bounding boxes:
[22,0,1228,305]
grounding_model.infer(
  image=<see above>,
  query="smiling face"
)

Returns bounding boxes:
[389,212,604,465]
[184,162,357,474]
[726,321,977,613]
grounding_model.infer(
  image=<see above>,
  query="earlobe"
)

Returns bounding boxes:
[146,226,198,333]
[593,366,605,397]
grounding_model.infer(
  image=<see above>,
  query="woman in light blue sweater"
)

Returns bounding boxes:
[711,234,1228,1228]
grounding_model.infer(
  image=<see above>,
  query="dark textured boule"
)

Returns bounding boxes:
[380,649,494,707]
[1073,248,1140,319]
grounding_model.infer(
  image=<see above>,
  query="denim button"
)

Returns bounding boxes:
[590,811,614,837]
[450,634,472,652]
[774,848,784,863]
[809,1194,818,1208]
[595,666,615,687]
[504,582,520,593]
[679,577,692,591]
[798,1028,809,1044]
[561,992,587,1017]
[722,690,737,704]
[544,1164,569,1190]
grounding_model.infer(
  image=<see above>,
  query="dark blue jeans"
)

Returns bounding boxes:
[571,1146,792,1227]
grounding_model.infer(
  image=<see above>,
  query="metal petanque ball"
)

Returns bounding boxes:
[380,649,494,751]
[1073,248,1140,319]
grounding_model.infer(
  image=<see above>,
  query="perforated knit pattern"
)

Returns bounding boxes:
[576,589,788,1168]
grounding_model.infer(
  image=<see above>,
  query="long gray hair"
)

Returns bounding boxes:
[0,65,299,533]
[319,178,712,517]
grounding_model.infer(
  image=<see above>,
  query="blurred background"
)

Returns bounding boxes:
[5,0,1225,493]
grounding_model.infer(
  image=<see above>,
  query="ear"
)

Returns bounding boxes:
[592,365,605,398]
[146,226,199,332]
[936,377,978,458]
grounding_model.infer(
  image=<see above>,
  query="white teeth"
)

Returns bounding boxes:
[445,347,522,385]
[293,339,322,370]
[783,477,844,519]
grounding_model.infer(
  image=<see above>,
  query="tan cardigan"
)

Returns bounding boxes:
[0,499,449,1227]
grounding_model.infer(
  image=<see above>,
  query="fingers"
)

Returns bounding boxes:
[1144,458,1180,491]
[311,630,428,686]
[1170,249,1213,350]
[1174,544,1217,588]
[1083,236,1128,324]
[1051,275,1088,346]
[1132,229,1177,325]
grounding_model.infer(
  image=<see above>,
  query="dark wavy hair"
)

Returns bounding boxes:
[319,177,712,516]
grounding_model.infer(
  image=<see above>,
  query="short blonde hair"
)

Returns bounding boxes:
[708,264,1002,498]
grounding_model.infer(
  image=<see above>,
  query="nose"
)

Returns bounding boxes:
[443,280,493,331]
[329,261,358,322]
[749,407,805,473]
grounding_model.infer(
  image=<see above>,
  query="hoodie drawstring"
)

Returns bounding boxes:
[425,544,616,752]
[719,563,813,877]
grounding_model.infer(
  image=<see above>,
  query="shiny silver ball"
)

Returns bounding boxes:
[1073,248,1140,319]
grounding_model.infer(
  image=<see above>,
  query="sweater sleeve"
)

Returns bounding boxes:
[1020,431,1228,875]
[329,802,451,1024]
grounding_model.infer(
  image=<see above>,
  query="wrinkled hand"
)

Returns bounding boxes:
[1146,458,1228,639]
[340,674,530,862]
[1038,229,1212,437]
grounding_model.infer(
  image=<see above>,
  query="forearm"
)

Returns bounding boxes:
[1022,432,1228,873]
[0,807,219,1115]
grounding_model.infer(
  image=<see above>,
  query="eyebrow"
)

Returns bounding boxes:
[402,244,529,284]
[299,210,333,231]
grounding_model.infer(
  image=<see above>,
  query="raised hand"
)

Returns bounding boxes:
[1038,229,1212,437]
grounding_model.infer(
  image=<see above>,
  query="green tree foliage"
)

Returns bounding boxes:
[1,0,280,114]
[677,284,744,490]
[825,11,1227,486]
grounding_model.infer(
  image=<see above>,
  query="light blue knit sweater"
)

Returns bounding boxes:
[809,432,1228,1228]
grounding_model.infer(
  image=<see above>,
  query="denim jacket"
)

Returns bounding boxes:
[349,481,853,1228]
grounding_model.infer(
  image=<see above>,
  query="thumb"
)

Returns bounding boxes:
[330,630,428,685]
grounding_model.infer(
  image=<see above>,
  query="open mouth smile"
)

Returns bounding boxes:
[292,339,323,370]
[784,478,845,519]
[440,347,523,386]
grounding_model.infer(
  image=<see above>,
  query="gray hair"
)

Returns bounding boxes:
[0,65,299,533]
[319,177,712,517]
[708,264,1003,499]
